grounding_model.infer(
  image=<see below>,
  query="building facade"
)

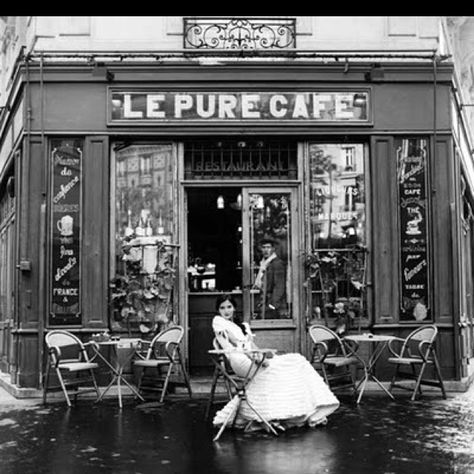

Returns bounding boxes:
[0,16,474,392]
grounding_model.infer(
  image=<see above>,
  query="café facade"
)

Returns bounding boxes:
[1,54,474,391]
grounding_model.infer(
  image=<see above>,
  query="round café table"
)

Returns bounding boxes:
[343,333,395,404]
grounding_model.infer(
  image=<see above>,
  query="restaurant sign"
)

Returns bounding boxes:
[397,138,431,322]
[49,139,82,326]
[109,90,370,124]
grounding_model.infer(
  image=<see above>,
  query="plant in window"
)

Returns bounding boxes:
[304,246,367,331]
[109,238,177,335]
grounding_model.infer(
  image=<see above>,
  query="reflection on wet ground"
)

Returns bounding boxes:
[0,392,473,474]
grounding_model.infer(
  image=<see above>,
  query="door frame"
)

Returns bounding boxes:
[241,186,300,329]
[181,181,304,366]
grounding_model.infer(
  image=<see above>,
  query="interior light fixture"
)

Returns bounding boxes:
[352,93,367,108]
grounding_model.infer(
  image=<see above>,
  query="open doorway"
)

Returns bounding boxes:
[187,187,243,294]
[187,187,243,375]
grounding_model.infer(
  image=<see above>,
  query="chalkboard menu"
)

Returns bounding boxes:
[397,138,431,321]
[49,139,83,326]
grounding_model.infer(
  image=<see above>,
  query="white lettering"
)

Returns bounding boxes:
[123,94,143,118]
[174,94,193,118]
[241,94,261,118]
[55,257,77,282]
[404,260,427,282]
[218,95,238,118]
[269,95,288,118]
[53,176,79,204]
[312,94,330,118]
[196,94,216,118]
[60,245,74,259]
[335,94,353,119]
[292,95,309,118]
[146,94,166,118]
[53,287,78,296]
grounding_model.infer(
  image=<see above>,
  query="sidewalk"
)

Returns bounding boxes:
[0,381,473,474]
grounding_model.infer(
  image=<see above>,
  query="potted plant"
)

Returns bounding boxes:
[304,246,367,333]
[109,237,178,336]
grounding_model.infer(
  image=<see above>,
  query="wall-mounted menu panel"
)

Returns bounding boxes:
[396,138,431,322]
[49,139,83,326]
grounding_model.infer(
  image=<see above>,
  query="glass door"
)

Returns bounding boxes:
[242,188,298,322]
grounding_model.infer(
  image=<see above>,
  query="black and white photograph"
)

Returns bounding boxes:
[0,15,473,473]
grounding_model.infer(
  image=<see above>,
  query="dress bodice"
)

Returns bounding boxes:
[212,316,253,376]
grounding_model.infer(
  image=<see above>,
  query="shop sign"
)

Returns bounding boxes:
[397,138,431,322]
[109,90,370,124]
[49,140,82,326]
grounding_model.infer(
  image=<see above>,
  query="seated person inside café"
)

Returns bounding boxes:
[211,294,340,432]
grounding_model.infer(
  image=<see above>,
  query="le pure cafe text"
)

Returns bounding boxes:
[110,90,369,122]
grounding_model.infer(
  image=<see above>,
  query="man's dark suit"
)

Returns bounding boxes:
[262,256,287,318]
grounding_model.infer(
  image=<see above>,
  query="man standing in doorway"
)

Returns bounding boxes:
[253,237,288,319]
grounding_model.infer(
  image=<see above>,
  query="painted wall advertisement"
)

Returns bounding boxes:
[397,138,431,321]
[49,139,82,326]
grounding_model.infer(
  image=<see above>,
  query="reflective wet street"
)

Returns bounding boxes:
[0,390,473,474]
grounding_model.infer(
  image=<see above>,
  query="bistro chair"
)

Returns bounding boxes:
[204,337,236,421]
[133,325,192,403]
[43,330,101,407]
[387,324,447,401]
[207,332,278,441]
[308,324,360,394]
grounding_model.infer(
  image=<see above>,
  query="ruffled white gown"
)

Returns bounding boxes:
[212,316,340,431]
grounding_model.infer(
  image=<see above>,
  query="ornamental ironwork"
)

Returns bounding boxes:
[183,18,296,50]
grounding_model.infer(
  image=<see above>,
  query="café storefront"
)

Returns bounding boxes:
[0,59,467,389]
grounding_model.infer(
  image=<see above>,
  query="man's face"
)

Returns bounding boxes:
[261,243,274,258]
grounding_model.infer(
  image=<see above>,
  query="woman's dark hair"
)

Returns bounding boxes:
[215,293,237,312]
[215,293,247,335]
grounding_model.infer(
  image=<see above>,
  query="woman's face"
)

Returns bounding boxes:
[218,300,235,320]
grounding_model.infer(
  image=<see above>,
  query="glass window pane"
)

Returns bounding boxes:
[309,144,366,249]
[111,143,176,330]
[308,143,367,332]
[249,192,292,320]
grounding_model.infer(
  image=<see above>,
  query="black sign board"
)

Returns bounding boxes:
[49,140,82,326]
[109,89,370,124]
[397,138,431,321]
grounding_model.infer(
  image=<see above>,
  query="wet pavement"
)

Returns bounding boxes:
[0,388,473,474]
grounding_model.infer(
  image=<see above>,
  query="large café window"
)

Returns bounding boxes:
[110,143,177,329]
[308,143,367,329]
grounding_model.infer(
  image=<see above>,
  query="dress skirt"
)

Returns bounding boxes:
[213,353,340,430]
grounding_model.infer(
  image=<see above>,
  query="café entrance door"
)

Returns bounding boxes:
[186,185,299,374]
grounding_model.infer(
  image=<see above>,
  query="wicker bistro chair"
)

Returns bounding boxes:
[308,324,360,394]
[43,330,101,407]
[387,324,447,401]
[133,326,192,402]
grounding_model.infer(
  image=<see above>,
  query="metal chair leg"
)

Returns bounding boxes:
[160,364,174,403]
[55,367,72,407]
[411,363,428,401]
[432,351,447,399]
[43,363,51,405]
[205,365,220,420]
[178,351,192,398]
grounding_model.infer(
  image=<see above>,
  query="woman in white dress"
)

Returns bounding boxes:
[212,294,340,432]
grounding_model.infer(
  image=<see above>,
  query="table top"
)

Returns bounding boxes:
[344,333,395,343]
[208,348,277,355]
[94,338,141,347]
